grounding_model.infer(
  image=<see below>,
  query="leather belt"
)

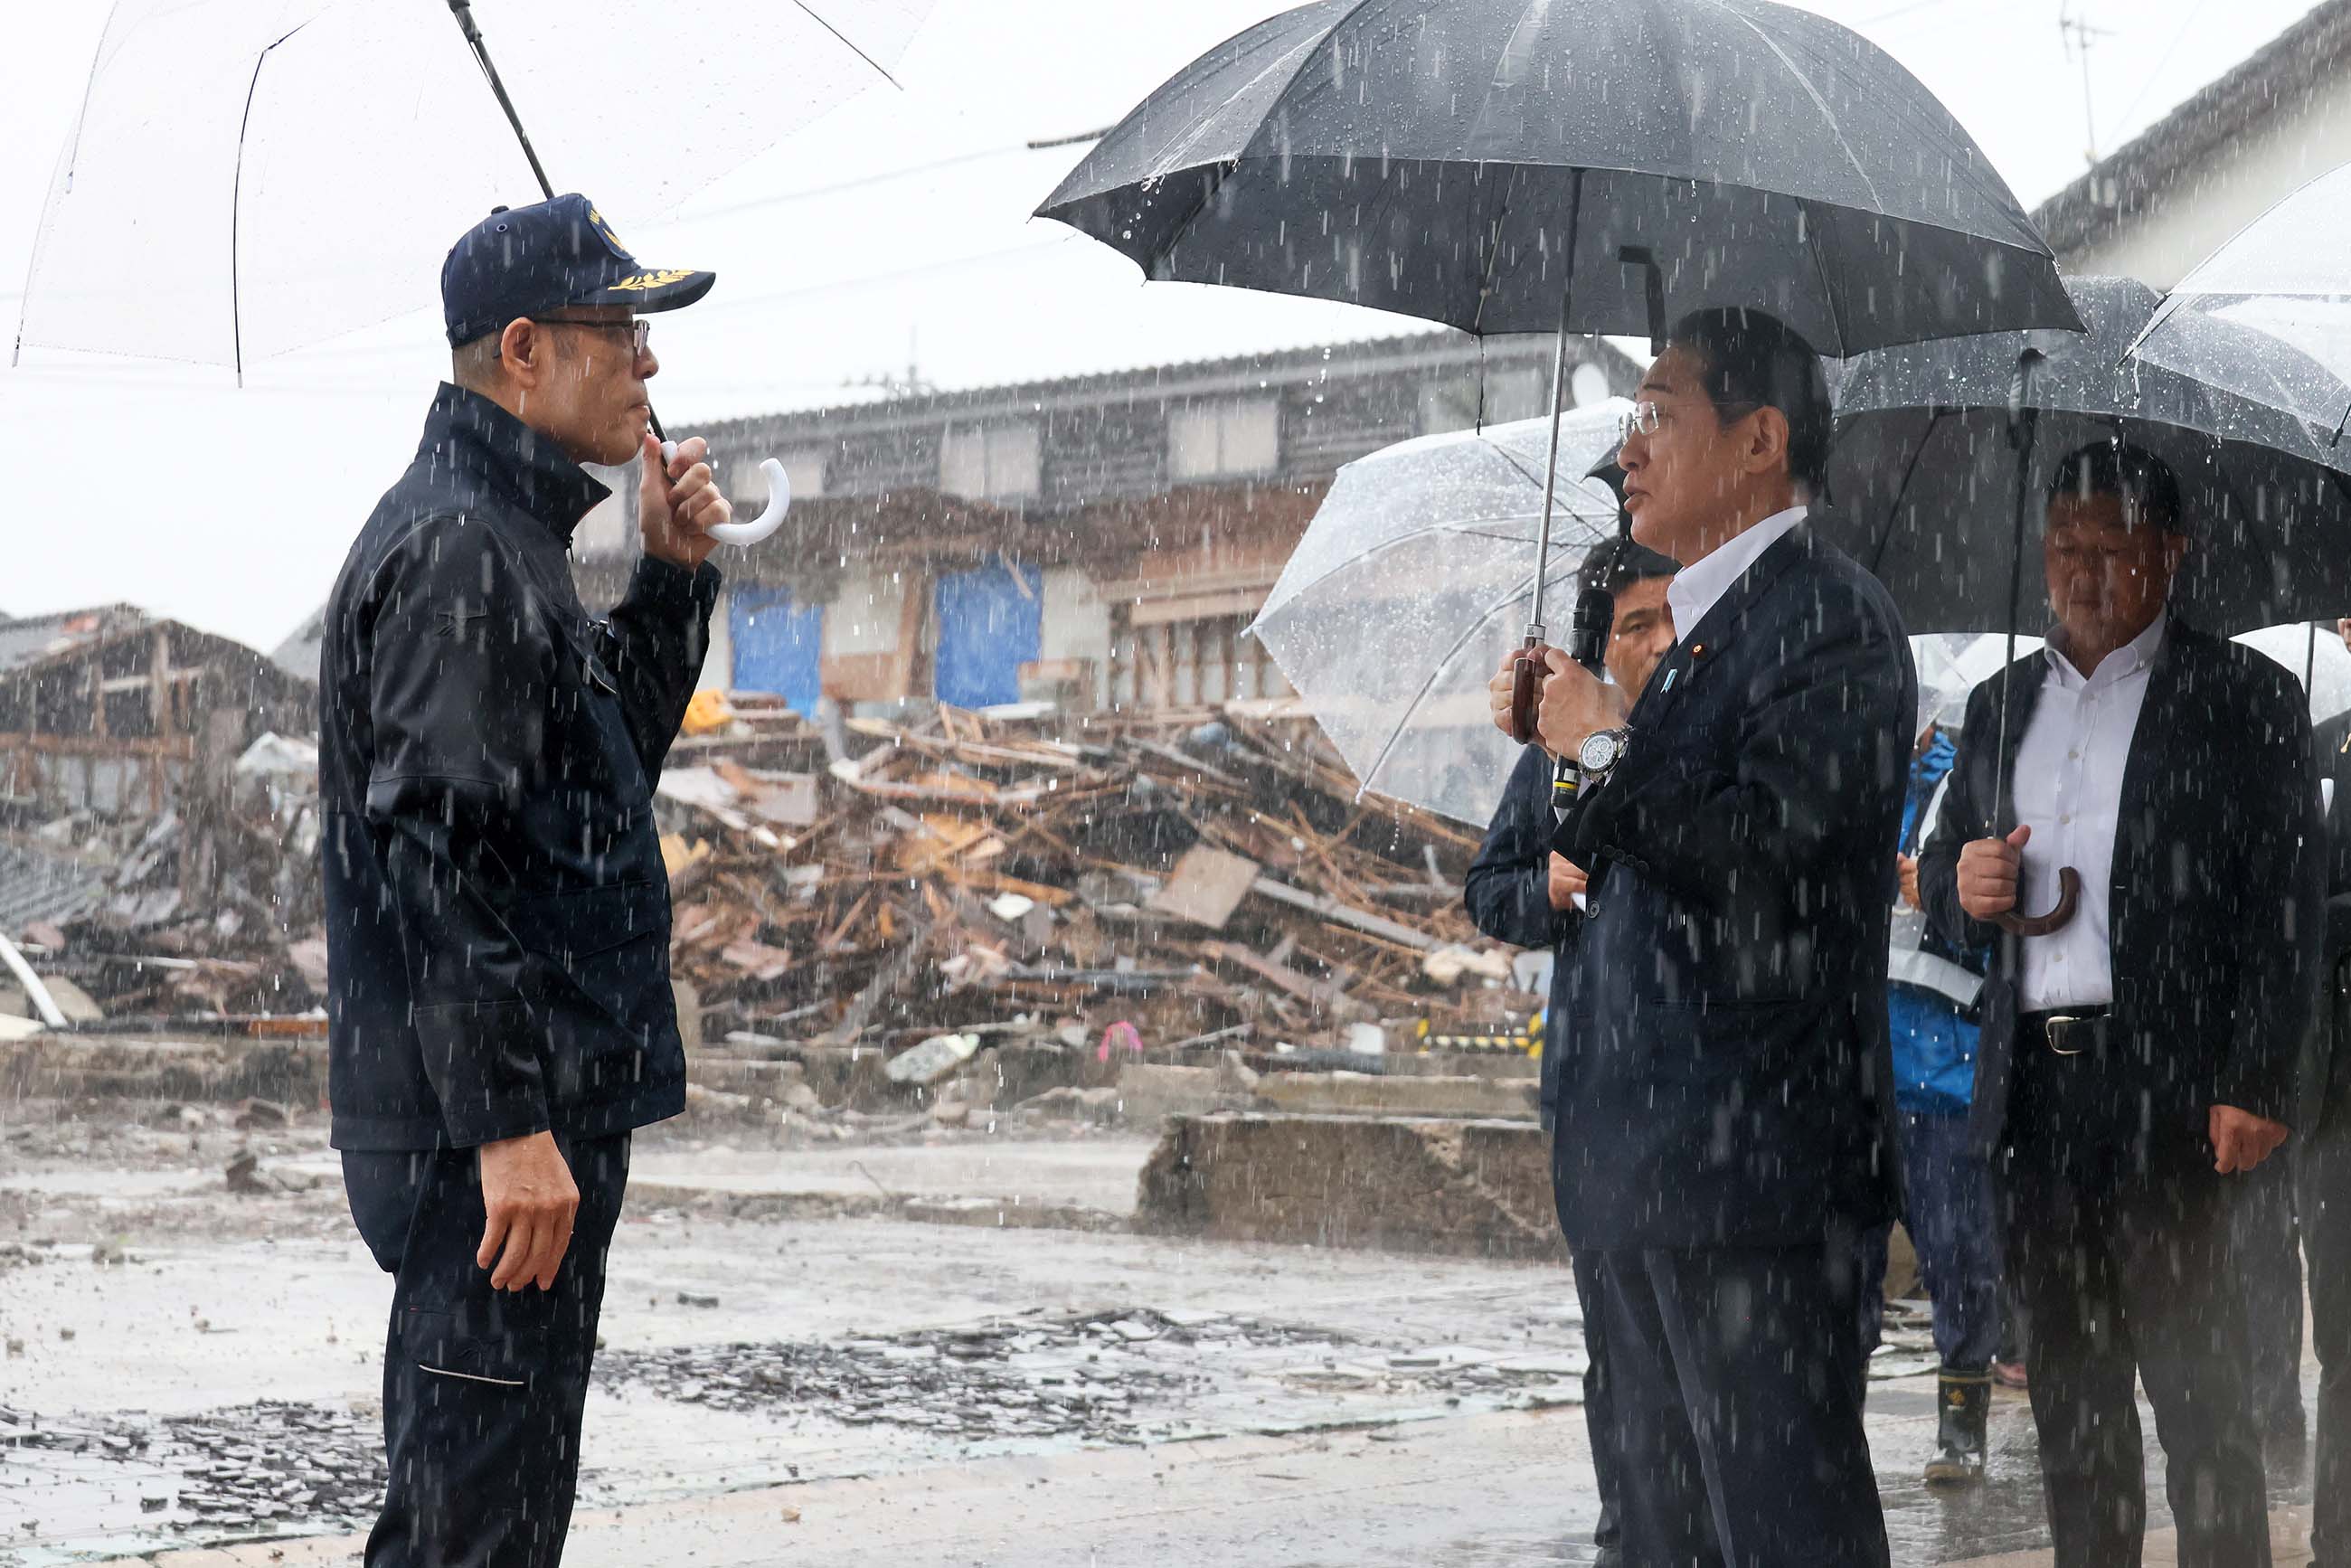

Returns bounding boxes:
[2023,1007,2113,1058]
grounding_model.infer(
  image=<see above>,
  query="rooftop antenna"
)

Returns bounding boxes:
[2060,5,2119,166]
[843,328,936,399]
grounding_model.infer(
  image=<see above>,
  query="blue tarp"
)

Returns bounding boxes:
[933,562,1042,709]
[728,588,824,716]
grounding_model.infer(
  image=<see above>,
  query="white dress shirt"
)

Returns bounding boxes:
[2011,616,2166,1012]
[1665,505,1808,643]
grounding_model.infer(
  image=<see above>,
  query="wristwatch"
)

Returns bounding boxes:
[1577,727,1631,781]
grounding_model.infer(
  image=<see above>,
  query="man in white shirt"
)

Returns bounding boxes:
[1920,440,2324,1568]
[1490,307,1912,1568]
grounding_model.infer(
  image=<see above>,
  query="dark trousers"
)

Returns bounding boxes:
[1581,1242,1891,1568]
[1571,1248,1623,1557]
[344,1132,632,1568]
[1901,1107,2004,1371]
[2000,1045,2271,1568]
[2299,1042,2351,1567]
[2237,1152,2307,1427]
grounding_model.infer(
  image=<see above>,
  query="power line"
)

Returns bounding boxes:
[5,231,1084,374]
[691,236,1078,316]
[2102,0,2213,146]
[659,124,1106,226]
[1856,0,1949,26]
[1025,124,1116,151]
[1878,0,2046,43]
[667,144,1036,224]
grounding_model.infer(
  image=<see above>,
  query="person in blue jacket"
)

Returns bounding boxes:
[1466,530,1679,1568]
[1886,694,2006,1485]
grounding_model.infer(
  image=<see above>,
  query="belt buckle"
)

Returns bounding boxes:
[2046,1014,2086,1056]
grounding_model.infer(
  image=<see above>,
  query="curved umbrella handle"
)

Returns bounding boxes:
[660,441,791,547]
[1993,864,2082,938]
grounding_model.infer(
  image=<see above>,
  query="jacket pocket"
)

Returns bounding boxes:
[505,879,673,1035]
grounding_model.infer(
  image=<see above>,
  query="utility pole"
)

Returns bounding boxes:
[844,328,936,400]
[2059,4,2119,166]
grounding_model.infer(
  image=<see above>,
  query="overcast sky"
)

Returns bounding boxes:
[0,0,2331,650]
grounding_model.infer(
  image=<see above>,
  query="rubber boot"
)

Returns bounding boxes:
[1923,1368,1989,1487]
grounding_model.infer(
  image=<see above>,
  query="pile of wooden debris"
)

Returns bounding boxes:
[654,701,1526,1056]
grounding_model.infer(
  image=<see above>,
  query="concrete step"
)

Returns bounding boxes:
[1137,1112,1561,1261]
[1251,1070,1538,1120]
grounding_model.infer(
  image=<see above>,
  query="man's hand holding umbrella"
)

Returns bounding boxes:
[640,433,732,572]
[1483,646,1628,759]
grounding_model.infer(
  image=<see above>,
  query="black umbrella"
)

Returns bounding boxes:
[1822,274,2351,931]
[1037,0,2080,741]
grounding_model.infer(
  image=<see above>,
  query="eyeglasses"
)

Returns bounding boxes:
[1616,400,1662,441]
[535,315,652,357]
[1614,396,1761,442]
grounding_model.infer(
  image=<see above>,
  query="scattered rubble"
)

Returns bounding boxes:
[651,702,1534,1080]
[0,729,326,1032]
[5,702,1535,1076]
[594,1307,1327,1443]
[149,1403,382,1533]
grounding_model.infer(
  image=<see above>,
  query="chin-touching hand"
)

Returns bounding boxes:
[637,433,731,571]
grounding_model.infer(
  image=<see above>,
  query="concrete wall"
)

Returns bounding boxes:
[2063,73,2351,289]
[698,599,732,694]
[1137,1113,1563,1261]
[826,567,910,657]
[1038,567,1112,706]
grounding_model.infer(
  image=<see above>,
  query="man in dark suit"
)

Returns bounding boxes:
[1488,307,1912,1568]
[1919,441,2322,1568]
[1467,533,1679,1568]
[2296,617,2351,1568]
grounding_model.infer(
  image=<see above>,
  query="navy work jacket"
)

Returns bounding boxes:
[319,384,718,1150]
[1465,744,1579,1121]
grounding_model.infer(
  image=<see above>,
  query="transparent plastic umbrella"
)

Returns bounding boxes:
[1251,401,1627,829]
[14,0,937,371]
[2235,623,2351,722]
[2129,161,2351,448]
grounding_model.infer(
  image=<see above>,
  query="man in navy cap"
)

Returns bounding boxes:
[318,193,731,1567]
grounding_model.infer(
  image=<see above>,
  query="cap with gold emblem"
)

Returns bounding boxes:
[439,192,715,347]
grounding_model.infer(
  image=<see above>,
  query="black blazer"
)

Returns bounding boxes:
[1465,744,1581,1120]
[2303,707,2351,1128]
[2318,708,2351,912]
[1918,624,2323,1158]
[1548,520,1914,1251]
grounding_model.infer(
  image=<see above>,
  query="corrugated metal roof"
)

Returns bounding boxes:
[701,330,1642,441]
[0,604,147,675]
[271,606,326,683]
[0,841,109,933]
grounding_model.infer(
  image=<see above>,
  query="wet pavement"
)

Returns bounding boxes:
[0,1099,2325,1565]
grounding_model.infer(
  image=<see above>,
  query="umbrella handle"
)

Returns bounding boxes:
[660,441,791,547]
[1508,636,1545,745]
[1992,864,2082,937]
